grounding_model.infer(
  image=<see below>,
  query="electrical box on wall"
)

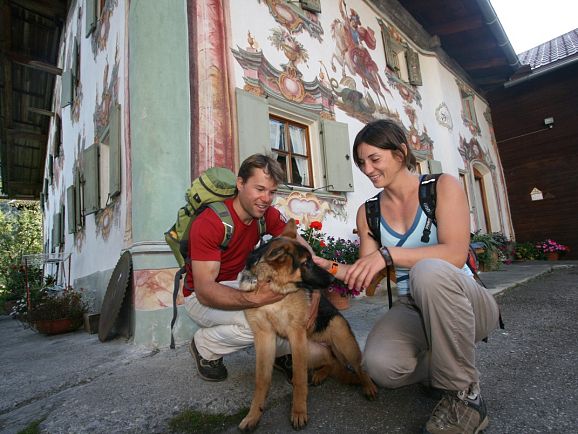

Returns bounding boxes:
[300,0,321,13]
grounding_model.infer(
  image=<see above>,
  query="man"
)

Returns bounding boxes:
[184,154,319,382]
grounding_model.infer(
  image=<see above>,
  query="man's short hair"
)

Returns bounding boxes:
[238,154,284,186]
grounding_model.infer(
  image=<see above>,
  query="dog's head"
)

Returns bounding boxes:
[241,219,334,293]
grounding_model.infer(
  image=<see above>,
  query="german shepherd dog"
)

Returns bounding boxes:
[238,220,377,431]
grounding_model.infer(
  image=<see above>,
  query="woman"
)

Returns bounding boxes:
[315,120,500,434]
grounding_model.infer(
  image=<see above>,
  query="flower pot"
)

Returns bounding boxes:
[324,289,350,310]
[546,252,559,261]
[34,317,83,335]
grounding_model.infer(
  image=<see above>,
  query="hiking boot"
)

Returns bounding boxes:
[423,390,489,434]
[189,338,227,382]
[274,354,293,383]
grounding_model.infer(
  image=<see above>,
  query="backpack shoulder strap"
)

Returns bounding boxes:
[418,173,442,243]
[365,193,382,247]
[207,202,234,250]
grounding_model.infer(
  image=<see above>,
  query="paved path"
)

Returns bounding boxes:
[0,262,576,433]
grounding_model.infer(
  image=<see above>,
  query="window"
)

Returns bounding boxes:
[82,103,121,214]
[269,116,313,187]
[460,89,478,127]
[473,167,490,233]
[378,19,422,86]
[236,89,354,192]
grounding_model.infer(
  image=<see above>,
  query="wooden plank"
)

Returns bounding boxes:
[4,50,62,75]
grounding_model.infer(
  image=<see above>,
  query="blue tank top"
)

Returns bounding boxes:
[378,192,472,296]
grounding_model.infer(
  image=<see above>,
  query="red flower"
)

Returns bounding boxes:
[309,221,322,231]
[294,219,300,225]
[319,240,326,248]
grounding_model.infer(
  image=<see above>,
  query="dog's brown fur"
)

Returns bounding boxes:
[238,220,377,431]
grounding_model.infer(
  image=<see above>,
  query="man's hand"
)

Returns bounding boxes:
[306,290,321,331]
[242,280,286,307]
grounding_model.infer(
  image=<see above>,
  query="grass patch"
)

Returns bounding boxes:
[17,419,44,434]
[168,408,248,433]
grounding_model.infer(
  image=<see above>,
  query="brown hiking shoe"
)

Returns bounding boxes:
[189,338,227,382]
[423,390,489,434]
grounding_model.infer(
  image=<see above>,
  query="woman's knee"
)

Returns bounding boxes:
[364,345,419,389]
[409,259,454,299]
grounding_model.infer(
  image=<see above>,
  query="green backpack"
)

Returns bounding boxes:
[165,167,239,268]
[165,167,266,348]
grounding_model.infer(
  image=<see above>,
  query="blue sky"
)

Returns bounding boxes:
[490,0,578,53]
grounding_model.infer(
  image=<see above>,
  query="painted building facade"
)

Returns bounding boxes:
[42,0,513,347]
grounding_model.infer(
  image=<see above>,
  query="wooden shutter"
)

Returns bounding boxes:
[378,19,397,72]
[48,154,54,184]
[85,0,97,37]
[54,212,62,247]
[406,48,422,86]
[67,185,77,233]
[54,114,62,156]
[320,119,354,192]
[74,169,82,227]
[83,144,99,215]
[109,103,121,197]
[61,70,73,107]
[427,159,443,174]
[236,88,270,163]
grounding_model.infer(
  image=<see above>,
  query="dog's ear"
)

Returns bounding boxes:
[281,219,297,239]
[266,246,287,262]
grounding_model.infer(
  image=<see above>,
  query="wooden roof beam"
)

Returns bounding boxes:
[8,0,67,19]
[428,16,483,36]
[4,50,62,75]
[28,107,54,117]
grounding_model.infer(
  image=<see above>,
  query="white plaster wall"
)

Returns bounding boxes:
[43,1,128,294]
[227,0,512,240]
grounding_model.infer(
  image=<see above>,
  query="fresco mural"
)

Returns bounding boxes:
[261,0,324,42]
[404,105,433,158]
[456,79,481,136]
[134,269,184,310]
[94,46,122,241]
[275,191,347,226]
[435,102,453,131]
[90,0,119,56]
[330,0,391,112]
[232,31,335,118]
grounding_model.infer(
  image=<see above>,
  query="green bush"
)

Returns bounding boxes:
[514,242,543,260]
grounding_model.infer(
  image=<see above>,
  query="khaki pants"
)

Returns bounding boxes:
[184,279,290,361]
[364,259,500,392]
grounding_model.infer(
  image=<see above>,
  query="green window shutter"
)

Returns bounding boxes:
[54,212,62,247]
[321,119,354,192]
[236,88,270,163]
[378,19,397,72]
[427,159,443,174]
[406,48,422,86]
[61,70,73,107]
[109,103,121,197]
[59,205,65,244]
[43,178,48,198]
[85,0,97,37]
[48,154,54,184]
[54,114,62,156]
[67,185,77,233]
[83,144,99,215]
[74,170,83,227]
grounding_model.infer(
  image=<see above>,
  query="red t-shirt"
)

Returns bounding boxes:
[183,198,286,296]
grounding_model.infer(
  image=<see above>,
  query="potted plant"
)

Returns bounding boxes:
[513,242,541,261]
[299,220,361,309]
[20,286,87,335]
[535,239,569,261]
[470,232,501,272]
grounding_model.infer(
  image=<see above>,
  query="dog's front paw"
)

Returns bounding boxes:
[291,409,308,430]
[238,412,261,432]
[363,380,378,400]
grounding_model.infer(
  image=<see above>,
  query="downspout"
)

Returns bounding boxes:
[475,0,521,69]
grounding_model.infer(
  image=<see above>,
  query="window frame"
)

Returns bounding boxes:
[269,114,314,188]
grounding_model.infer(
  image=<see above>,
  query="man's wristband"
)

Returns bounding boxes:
[379,246,394,267]
[329,262,339,275]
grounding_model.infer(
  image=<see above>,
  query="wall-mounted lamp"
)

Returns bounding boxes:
[544,117,554,128]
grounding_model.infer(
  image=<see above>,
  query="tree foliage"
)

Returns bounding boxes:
[0,201,43,290]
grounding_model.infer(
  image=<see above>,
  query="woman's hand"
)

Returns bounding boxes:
[312,255,331,271]
[344,249,386,291]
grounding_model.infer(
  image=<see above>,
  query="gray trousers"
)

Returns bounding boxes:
[364,259,500,392]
